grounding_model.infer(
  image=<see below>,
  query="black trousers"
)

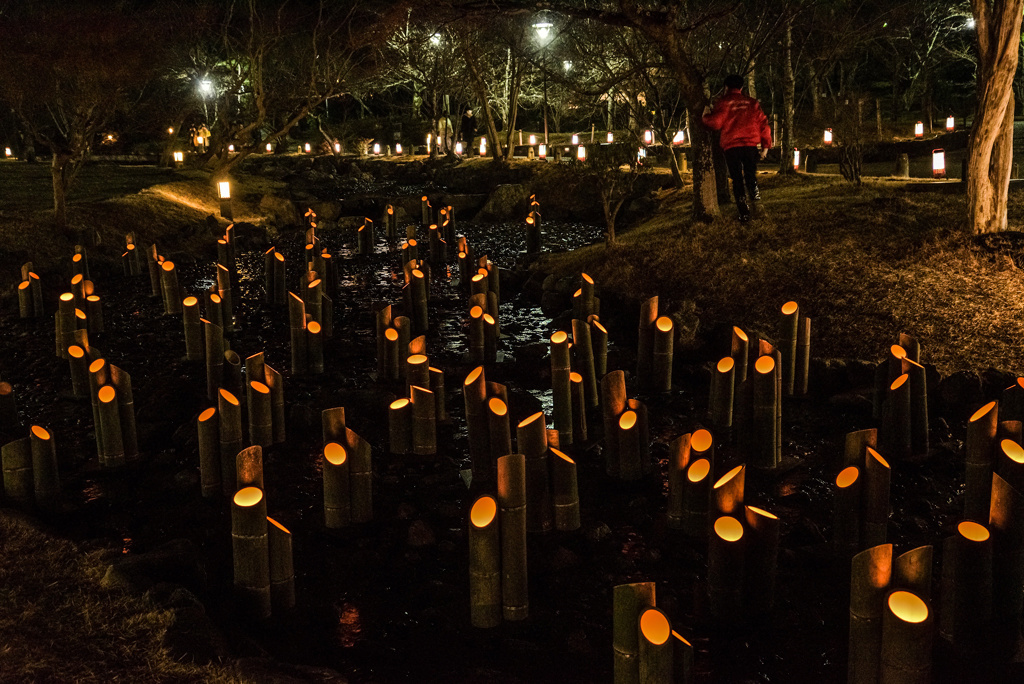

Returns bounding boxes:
[724,146,760,215]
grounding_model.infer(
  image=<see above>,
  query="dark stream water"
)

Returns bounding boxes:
[0,204,1003,683]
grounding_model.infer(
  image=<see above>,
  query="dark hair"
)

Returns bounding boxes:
[724,74,744,90]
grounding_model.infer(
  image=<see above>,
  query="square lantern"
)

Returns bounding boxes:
[793,148,800,171]
[172,151,184,164]
[571,134,579,145]
[373,142,381,155]
[932,148,945,178]
[914,122,924,138]
[334,143,341,153]
[577,145,586,161]
[529,134,536,146]
[266,142,273,153]
[672,130,685,145]
[946,116,955,132]
[607,132,614,143]
[643,130,653,145]
[538,144,546,159]
[228,144,235,152]
[455,141,463,155]
[218,180,233,220]
[218,181,231,200]
[824,128,833,145]
[4,147,12,157]
[304,142,312,153]
[480,138,487,156]
[395,143,403,155]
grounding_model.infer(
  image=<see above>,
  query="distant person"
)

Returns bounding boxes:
[461,108,477,150]
[702,74,772,223]
[196,123,211,153]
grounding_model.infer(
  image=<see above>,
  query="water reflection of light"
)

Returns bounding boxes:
[122,537,133,554]
[82,482,104,503]
[335,602,362,647]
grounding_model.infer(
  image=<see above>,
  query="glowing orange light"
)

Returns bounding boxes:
[970,401,996,423]
[324,442,347,465]
[31,425,50,440]
[619,410,637,430]
[958,520,990,542]
[552,331,568,344]
[234,486,263,507]
[640,608,670,645]
[837,466,859,488]
[488,397,507,416]
[717,357,734,373]
[98,385,116,403]
[714,465,743,490]
[687,458,710,482]
[691,429,713,453]
[755,356,775,374]
[888,590,928,623]
[471,496,497,527]
[714,516,744,542]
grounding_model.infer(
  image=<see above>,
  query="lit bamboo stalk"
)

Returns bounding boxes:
[848,543,893,684]
[467,305,485,363]
[323,442,350,528]
[402,238,419,264]
[883,373,912,461]
[863,448,891,547]
[87,358,108,456]
[517,412,551,532]
[525,215,541,255]
[70,274,85,309]
[304,278,322,324]
[29,272,42,317]
[744,505,780,615]
[469,495,501,628]
[998,438,1024,493]
[591,318,608,378]
[235,445,263,491]
[321,407,346,446]
[613,582,656,684]
[407,354,430,392]
[998,420,1022,445]
[638,607,672,684]
[263,248,277,303]
[146,245,161,296]
[198,407,220,498]
[603,370,627,477]
[0,383,17,433]
[385,204,397,241]
[420,195,430,226]
[429,367,447,422]
[667,434,690,529]
[488,396,513,467]
[834,466,862,556]
[1,437,32,506]
[109,365,137,460]
[965,401,998,521]
[410,268,428,332]
[217,237,234,276]
[206,292,224,330]
[1001,377,1024,423]
[248,381,273,448]
[84,295,102,334]
[898,333,921,363]
[796,315,811,395]
[709,515,745,625]
[580,273,596,318]
[651,316,674,392]
[265,365,285,444]
[221,350,241,403]
[217,263,233,327]
[411,384,436,456]
[67,345,89,397]
[304,321,323,374]
[487,260,500,303]
[483,313,498,362]
[551,448,580,531]
[17,280,32,318]
[470,271,488,299]
[30,426,58,511]
[844,428,878,470]
[572,318,599,407]
[636,296,658,390]
[894,545,932,602]
[551,331,573,446]
[880,590,932,684]
[180,296,203,360]
[231,487,271,618]
[887,344,907,385]
[730,326,749,385]
[219,389,243,496]
[988,473,1024,643]
[569,372,588,444]
[347,428,372,523]
[497,453,528,622]
[464,367,490,481]
[160,261,181,314]
[97,385,124,467]
[710,357,735,433]
[778,301,799,395]
[204,319,223,401]
[712,464,745,517]
[753,355,778,470]
[940,521,991,653]
[56,292,75,359]
[265,517,295,613]
[288,292,307,375]
[618,410,642,481]
[389,398,411,455]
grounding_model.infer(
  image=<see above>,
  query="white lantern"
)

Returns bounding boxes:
[637,147,647,162]
[932,148,946,178]
[395,143,403,154]
[218,181,231,199]
[793,148,800,171]
[304,142,312,153]
[914,121,924,138]
[577,145,586,161]
[672,130,685,145]
[529,135,536,146]
[480,138,487,156]
[228,144,235,152]
[266,142,273,152]
[823,129,833,145]
[334,143,341,153]
[427,133,432,147]
[455,141,463,155]
[538,144,546,159]
[643,130,653,144]
[5,147,13,157]
[196,136,204,146]
[373,142,381,155]
[172,151,184,163]
[607,132,614,143]
[571,134,579,145]
[946,116,955,132]
[167,127,174,135]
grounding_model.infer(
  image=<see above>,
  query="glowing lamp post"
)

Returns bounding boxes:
[793,148,800,171]
[571,134,579,145]
[528,134,536,146]
[932,149,945,178]
[218,180,233,220]
[946,116,955,132]
[607,132,614,143]
[228,144,235,152]
[577,145,586,161]
[304,142,312,153]
[672,130,685,145]
[373,142,381,155]
[643,129,653,145]
[334,142,341,153]
[538,144,546,159]
[167,127,174,135]
[265,142,273,153]
[4,147,11,158]
[914,121,924,138]
[172,151,184,167]
[480,138,487,156]
[824,128,833,145]
[395,143,402,155]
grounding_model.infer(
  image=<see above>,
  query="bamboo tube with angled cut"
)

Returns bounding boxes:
[863,448,891,547]
[304,278,323,325]
[74,307,88,332]
[248,381,273,448]
[87,358,108,455]
[394,316,411,377]
[206,292,224,330]
[267,517,295,612]
[411,269,428,332]
[603,370,627,477]
[204,320,224,401]
[1001,378,1024,423]
[887,344,907,385]
[384,328,401,381]
[483,313,498,362]
[429,367,447,421]
[652,316,674,392]
[464,367,490,481]
[848,543,893,684]
[389,398,411,455]
[288,292,307,375]
[223,350,242,403]
[71,273,85,308]
[844,428,878,470]
[1,437,32,506]
[109,366,137,460]
[796,315,811,396]
[998,420,1022,445]
[683,458,714,539]
[638,607,673,684]
[591,318,608,378]
[753,355,778,470]
[966,401,998,521]
[30,426,58,511]
[421,195,430,226]
[321,407,346,446]
[271,251,286,305]
[469,495,501,628]
[570,373,587,444]
[487,290,501,339]
[265,365,285,444]
[893,545,933,605]
[551,448,580,531]
[320,293,333,338]
[29,272,42,317]
[408,334,427,357]
[898,332,921,363]
[636,296,659,391]
[618,410,643,481]
[744,505,780,615]
[198,407,220,498]
[613,582,656,684]
[666,433,691,530]
[219,389,243,495]
[147,245,161,296]
[85,295,103,334]
[407,354,430,392]
[988,473,1024,646]
[834,466,861,556]
[323,442,350,528]
[347,428,373,523]
[709,515,745,625]
[580,273,596,319]
[488,397,513,465]
[160,261,182,314]
[525,215,541,255]
[486,261,500,303]
[731,326,749,384]
[998,438,1024,493]
[411,385,436,456]
[307,321,324,374]
[497,453,528,621]
[713,464,745,517]
[376,305,394,373]
[231,486,271,618]
[710,357,735,434]
[880,590,932,684]
[217,238,234,276]
[67,345,89,397]
[264,248,277,303]
[236,445,263,491]
[402,238,419,264]
[217,264,233,327]
[56,293,75,359]
[17,280,32,318]
[97,385,125,467]
[551,331,573,446]
[518,412,552,532]
[0,383,17,432]
[385,204,397,241]
[940,521,991,653]
[572,319,598,407]
[468,306,485,363]
[183,296,203,360]
[779,301,799,396]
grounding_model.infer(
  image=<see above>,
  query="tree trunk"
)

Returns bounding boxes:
[810,70,821,121]
[607,90,614,130]
[668,146,684,189]
[876,98,883,139]
[968,0,1024,234]
[746,59,758,100]
[461,40,504,162]
[689,107,720,222]
[779,17,796,174]
[503,67,522,161]
[51,151,71,231]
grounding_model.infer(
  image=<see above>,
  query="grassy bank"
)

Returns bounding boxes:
[543,173,1024,375]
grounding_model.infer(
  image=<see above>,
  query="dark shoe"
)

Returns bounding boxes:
[751,201,764,218]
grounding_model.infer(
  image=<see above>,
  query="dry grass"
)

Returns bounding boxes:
[0,511,244,683]
[543,173,1024,375]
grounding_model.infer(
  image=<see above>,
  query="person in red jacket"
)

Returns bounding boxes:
[702,74,773,222]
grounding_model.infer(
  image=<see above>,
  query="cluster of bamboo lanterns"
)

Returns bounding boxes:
[16,262,43,319]
[666,429,715,537]
[121,233,143,276]
[873,334,928,460]
[388,340,445,458]
[375,304,411,383]
[612,582,693,684]
[321,407,373,527]
[602,370,650,480]
[87,358,138,467]
[636,296,674,392]
[283,229,335,376]
[465,248,501,363]
[52,251,105,358]
[463,366,513,484]
[833,429,892,555]
[2,424,59,512]
[525,195,542,256]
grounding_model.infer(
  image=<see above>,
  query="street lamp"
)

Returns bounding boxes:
[218,180,233,220]
[199,79,213,97]
[533,15,554,147]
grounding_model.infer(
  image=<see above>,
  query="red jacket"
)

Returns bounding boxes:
[702,90,772,151]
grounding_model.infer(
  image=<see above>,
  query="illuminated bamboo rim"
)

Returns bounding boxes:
[867,447,890,469]
[60,292,74,302]
[656,316,673,333]
[268,517,290,534]
[465,367,484,387]
[639,608,671,646]
[747,505,778,520]
[471,273,486,285]
[31,425,50,441]
[570,371,583,383]
[970,401,997,423]
[412,269,424,280]
[781,301,798,315]
[199,407,216,422]
[218,238,227,246]
[219,388,239,406]
[671,630,691,646]
[458,251,467,259]
[488,397,508,416]
[75,309,87,321]
[307,321,322,334]
[687,458,710,483]
[890,344,906,359]
[86,295,99,303]
[890,374,909,391]
[126,244,136,252]
[72,254,83,264]
[307,279,322,290]
[717,357,735,373]
[483,314,496,325]
[582,273,594,285]
[324,442,347,465]
[183,296,198,307]
[234,486,263,507]
[526,217,535,226]
[471,495,497,528]
[210,293,222,304]
[71,274,83,285]
[162,261,175,272]
[714,464,743,490]
[274,252,285,263]
[958,520,990,542]
[551,331,568,345]
[888,591,928,623]
[18,281,29,291]
[714,516,744,542]
[68,345,85,359]
[409,354,428,367]
[573,288,582,298]
[89,358,106,373]
[250,381,270,395]
[837,466,859,488]
[619,410,637,431]
[551,448,575,464]
[30,272,39,281]
[733,326,748,342]
[593,320,607,334]
[468,306,484,322]
[385,327,399,342]
[388,206,394,215]
[691,429,713,453]
[421,195,428,202]
[1001,439,1024,464]
[390,398,410,410]
[518,411,544,429]
[408,238,418,247]
[98,385,116,403]
[477,267,489,277]
[754,355,775,374]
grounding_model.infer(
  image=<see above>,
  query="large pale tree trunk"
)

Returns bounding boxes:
[51,151,76,232]
[968,0,1024,234]
[779,17,796,174]
[689,107,720,222]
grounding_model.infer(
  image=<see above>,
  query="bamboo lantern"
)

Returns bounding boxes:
[881,373,912,460]
[834,466,862,556]
[666,433,691,530]
[613,582,656,684]
[469,495,501,628]
[109,365,138,460]
[235,445,263,491]
[651,316,674,392]
[384,328,401,381]
[880,590,932,683]
[571,319,599,407]
[84,295,102,334]
[347,428,373,523]
[216,264,233,327]
[30,426,58,511]
[323,442,351,528]
[988,473,1024,645]
[288,292,307,375]
[218,389,243,495]
[429,367,447,422]
[637,296,658,390]
[182,296,203,360]
[267,517,295,612]
[146,245,161,297]
[901,356,929,456]
[410,268,428,332]
[551,331,573,446]
[638,607,673,684]
[55,292,75,359]
[375,304,393,374]
[940,521,992,655]
[274,251,287,305]
[744,505,780,615]
[525,215,541,255]
[307,321,324,374]
[731,326,749,384]
[488,397,513,467]
[221,350,241,403]
[796,315,811,395]
[198,407,220,497]
[17,280,32,318]
[1,437,32,506]
[844,428,878,469]
[420,195,431,227]
[231,487,271,618]
[204,320,224,401]
[779,301,798,396]
[411,385,436,456]
[389,398,412,455]
[87,358,108,456]
[591,318,608,378]
[713,464,745,517]
[966,401,998,521]
[206,292,224,330]
[160,261,181,314]
[848,544,893,684]
[710,357,735,434]
[464,367,490,481]
[97,385,125,467]
[551,448,580,530]
[998,438,1024,493]
[709,516,745,625]
[70,273,85,308]
[497,453,528,621]
[602,371,628,477]
[863,448,891,547]
[247,381,273,448]
[304,278,323,325]
[579,272,597,320]
[483,312,498,362]
[67,345,89,397]
[569,373,587,443]
[407,354,430,392]
[684,457,712,538]
[517,411,552,532]
[618,410,643,481]
[753,355,778,470]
